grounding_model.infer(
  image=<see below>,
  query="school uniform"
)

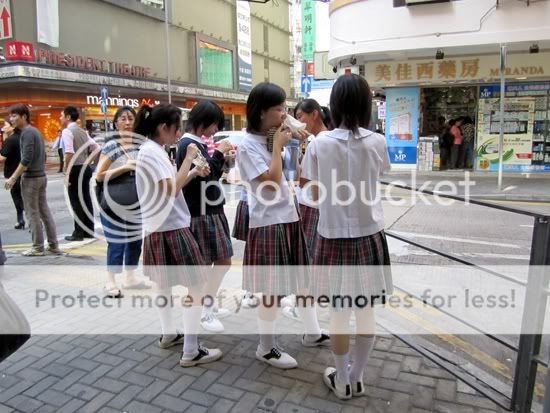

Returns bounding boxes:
[232,189,249,241]
[176,133,233,265]
[301,128,393,307]
[295,182,320,259]
[237,132,309,296]
[136,139,205,289]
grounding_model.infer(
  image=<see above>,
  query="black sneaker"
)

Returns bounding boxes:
[179,345,222,367]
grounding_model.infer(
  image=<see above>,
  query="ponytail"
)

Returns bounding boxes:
[134,104,182,140]
[294,98,333,130]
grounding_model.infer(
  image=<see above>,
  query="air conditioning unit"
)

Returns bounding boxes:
[405,0,451,5]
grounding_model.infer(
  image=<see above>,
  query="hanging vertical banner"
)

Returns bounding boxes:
[301,0,316,61]
[37,0,59,48]
[236,1,252,91]
[385,87,420,165]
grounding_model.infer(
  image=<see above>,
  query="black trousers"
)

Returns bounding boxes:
[68,165,94,237]
[58,149,64,172]
[10,177,24,224]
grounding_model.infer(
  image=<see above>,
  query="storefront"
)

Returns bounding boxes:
[364,52,550,173]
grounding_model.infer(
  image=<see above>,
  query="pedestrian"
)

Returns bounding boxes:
[449,117,463,169]
[52,129,64,173]
[134,104,222,367]
[301,74,393,399]
[237,82,324,369]
[4,104,60,256]
[1,119,25,229]
[437,116,451,170]
[460,116,475,169]
[61,106,98,241]
[176,100,234,333]
[280,98,333,322]
[95,106,150,298]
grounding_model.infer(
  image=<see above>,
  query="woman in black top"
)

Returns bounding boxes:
[176,100,234,333]
[0,119,25,229]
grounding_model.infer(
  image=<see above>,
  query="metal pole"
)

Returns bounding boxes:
[511,216,550,412]
[164,1,172,104]
[497,44,507,191]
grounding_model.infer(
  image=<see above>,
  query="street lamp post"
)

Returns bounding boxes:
[164,1,172,104]
[497,44,507,191]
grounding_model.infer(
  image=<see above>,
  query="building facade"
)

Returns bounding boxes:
[328,0,550,173]
[0,0,295,142]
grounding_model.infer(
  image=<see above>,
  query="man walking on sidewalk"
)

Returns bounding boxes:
[52,129,64,173]
[61,106,98,241]
[4,104,60,256]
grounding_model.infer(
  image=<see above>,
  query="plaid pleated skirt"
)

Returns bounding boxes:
[243,221,310,296]
[143,228,206,289]
[190,213,234,265]
[312,230,393,309]
[232,200,249,241]
[299,204,319,259]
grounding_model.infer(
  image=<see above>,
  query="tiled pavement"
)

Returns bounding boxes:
[0,333,506,413]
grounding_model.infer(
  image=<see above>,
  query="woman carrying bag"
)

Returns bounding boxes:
[96,106,150,298]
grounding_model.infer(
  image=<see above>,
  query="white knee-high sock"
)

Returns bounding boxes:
[182,305,202,355]
[154,293,175,336]
[257,318,276,352]
[334,352,351,386]
[296,305,322,339]
[349,335,375,382]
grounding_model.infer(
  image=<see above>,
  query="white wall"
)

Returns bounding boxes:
[329,0,550,64]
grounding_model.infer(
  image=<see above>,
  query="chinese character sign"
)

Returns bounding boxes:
[385,88,420,165]
[236,1,252,91]
[301,0,316,61]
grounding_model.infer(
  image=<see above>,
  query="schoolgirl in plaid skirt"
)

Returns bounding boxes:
[238,82,330,369]
[135,104,222,368]
[301,74,393,400]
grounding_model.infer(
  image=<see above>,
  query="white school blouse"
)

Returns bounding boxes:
[237,133,299,228]
[136,139,191,233]
[301,128,391,239]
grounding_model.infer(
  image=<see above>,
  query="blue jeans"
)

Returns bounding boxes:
[100,211,142,274]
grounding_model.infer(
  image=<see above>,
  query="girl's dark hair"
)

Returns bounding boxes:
[186,100,225,133]
[448,119,456,126]
[246,82,286,133]
[330,74,372,132]
[134,104,182,139]
[113,106,137,127]
[294,98,332,129]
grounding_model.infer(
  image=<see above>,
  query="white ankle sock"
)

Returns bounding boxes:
[257,318,276,352]
[296,305,322,339]
[334,353,351,385]
[349,335,375,382]
[182,305,202,354]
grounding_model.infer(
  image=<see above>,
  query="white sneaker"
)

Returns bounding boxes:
[282,306,301,321]
[255,346,297,369]
[301,329,331,347]
[323,367,352,400]
[21,248,45,257]
[201,313,225,333]
[212,307,231,319]
[280,294,296,308]
[241,292,258,309]
[158,332,184,349]
[180,345,223,367]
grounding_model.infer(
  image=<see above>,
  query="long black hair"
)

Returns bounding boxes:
[134,104,182,140]
[294,98,332,129]
[330,74,372,132]
[246,82,286,133]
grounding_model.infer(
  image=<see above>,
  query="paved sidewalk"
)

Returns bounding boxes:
[0,334,506,413]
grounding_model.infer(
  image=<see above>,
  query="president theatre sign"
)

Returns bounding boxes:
[365,52,550,87]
